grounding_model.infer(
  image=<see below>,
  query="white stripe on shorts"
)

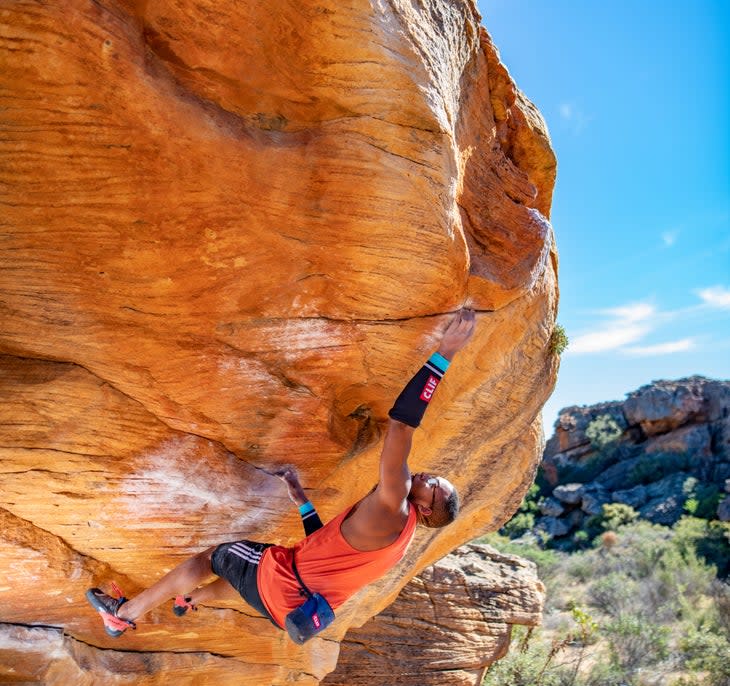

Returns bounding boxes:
[228,543,263,565]
[230,542,263,559]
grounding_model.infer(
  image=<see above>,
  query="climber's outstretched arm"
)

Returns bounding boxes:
[376,309,476,511]
[276,467,323,536]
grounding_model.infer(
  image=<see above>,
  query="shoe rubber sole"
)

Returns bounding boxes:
[85,588,130,638]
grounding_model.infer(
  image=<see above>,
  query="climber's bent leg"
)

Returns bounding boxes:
[188,576,240,604]
[115,546,218,622]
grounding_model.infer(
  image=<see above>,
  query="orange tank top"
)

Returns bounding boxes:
[257,501,417,629]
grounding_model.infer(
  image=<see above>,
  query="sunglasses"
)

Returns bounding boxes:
[426,476,439,511]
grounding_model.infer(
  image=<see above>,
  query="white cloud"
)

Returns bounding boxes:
[696,286,730,309]
[604,302,655,323]
[622,338,695,356]
[569,302,655,354]
[570,323,651,354]
[567,288,729,358]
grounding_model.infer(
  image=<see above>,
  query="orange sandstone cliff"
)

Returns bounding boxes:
[0,0,558,682]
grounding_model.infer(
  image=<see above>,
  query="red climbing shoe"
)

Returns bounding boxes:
[173,595,197,616]
[85,583,136,638]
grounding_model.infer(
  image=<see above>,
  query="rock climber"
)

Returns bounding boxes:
[85,308,476,641]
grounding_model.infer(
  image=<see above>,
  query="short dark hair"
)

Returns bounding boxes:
[421,487,459,529]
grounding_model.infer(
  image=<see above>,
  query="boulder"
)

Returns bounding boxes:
[581,490,610,516]
[553,483,585,505]
[645,424,712,458]
[715,464,730,483]
[645,472,691,500]
[536,516,572,538]
[0,0,559,681]
[713,415,730,462]
[704,380,730,423]
[322,544,545,686]
[612,485,649,509]
[568,508,586,529]
[624,378,707,436]
[0,624,280,686]
[639,495,686,526]
[539,496,565,517]
[596,456,645,491]
[639,473,691,525]
[718,496,730,522]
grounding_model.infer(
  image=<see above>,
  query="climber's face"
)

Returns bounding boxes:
[409,472,453,515]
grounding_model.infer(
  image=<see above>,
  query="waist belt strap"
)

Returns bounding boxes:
[291,556,313,599]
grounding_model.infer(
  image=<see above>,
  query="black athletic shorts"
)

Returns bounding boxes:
[211,540,278,626]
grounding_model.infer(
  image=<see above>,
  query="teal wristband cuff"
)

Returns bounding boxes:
[429,352,450,372]
[298,501,315,516]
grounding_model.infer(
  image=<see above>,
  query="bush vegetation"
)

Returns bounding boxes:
[550,324,569,356]
[480,515,730,686]
[585,414,623,450]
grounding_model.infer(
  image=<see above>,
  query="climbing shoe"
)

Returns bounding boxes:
[173,595,197,616]
[85,583,136,638]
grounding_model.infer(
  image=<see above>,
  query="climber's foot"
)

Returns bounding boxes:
[85,585,137,638]
[173,595,197,617]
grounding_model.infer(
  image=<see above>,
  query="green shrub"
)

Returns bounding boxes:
[481,627,563,686]
[482,610,598,686]
[683,478,721,519]
[710,579,730,634]
[588,572,636,618]
[503,512,537,539]
[604,614,670,674]
[600,503,639,532]
[484,515,728,686]
[521,483,542,512]
[500,483,544,539]
[550,323,569,356]
[679,626,730,686]
[673,517,730,578]
[582,662,631,686]
[572,530,590,548]
[692,484,721,520]
[585,414,623,449]
[563,552,596,583]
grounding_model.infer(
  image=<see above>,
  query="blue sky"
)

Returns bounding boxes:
[477,0,730,434]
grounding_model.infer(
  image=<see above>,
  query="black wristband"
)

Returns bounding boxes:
[388,354,449,428]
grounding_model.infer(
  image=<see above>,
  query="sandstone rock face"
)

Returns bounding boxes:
[321,544,545,686]
[545,401,628,463]
[623,378,713,436]
[0,0,558,682]
[539,378,730,542]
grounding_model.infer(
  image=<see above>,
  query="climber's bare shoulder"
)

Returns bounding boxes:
[340,489,409,552]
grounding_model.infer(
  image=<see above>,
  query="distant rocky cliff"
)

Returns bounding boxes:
[537,377,730,542]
